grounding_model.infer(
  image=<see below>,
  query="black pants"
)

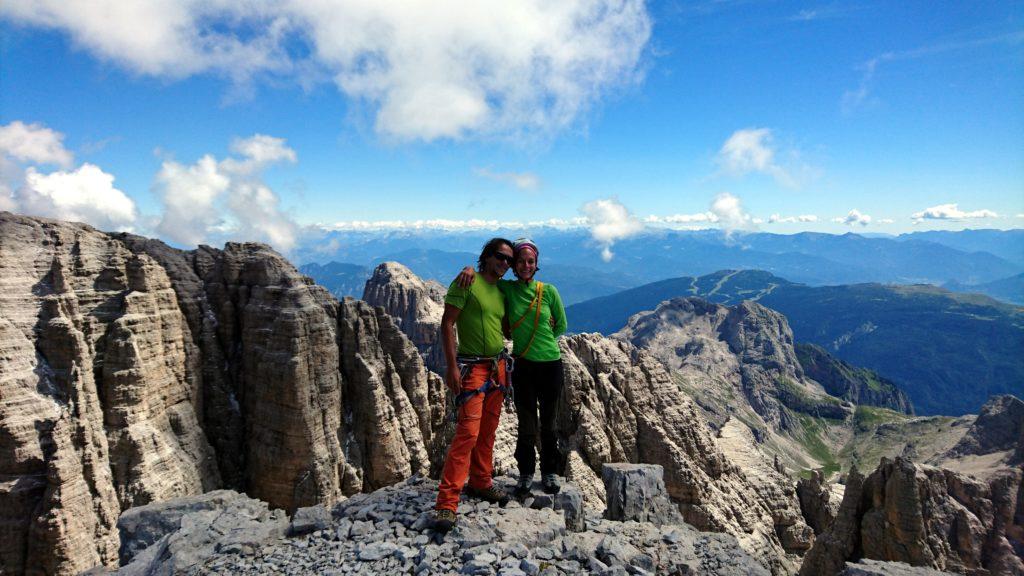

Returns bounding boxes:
[513,358,563,478]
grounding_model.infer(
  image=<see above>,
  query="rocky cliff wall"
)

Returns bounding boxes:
[361,262,447,375]
[0,213,444,575]
[800,457,1023,576]
[614,297,852,432]
[557,335,814,574]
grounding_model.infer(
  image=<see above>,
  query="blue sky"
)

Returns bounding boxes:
[1,1,1021,252]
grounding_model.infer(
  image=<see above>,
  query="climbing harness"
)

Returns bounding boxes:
[448,351,516,422]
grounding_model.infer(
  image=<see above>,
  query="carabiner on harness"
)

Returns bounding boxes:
[447,353,516,422]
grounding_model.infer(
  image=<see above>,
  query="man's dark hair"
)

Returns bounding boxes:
[477,237,513,271]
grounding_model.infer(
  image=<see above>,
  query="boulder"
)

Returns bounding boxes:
[601,463,682,525]
[115,490,286,575]
[554,486,585,532]
[288,504,332,536]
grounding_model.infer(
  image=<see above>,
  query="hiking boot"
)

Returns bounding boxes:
[542,473,561,494]
[513,475,532,498]
[465,484,510,506]
[432,508,457,532]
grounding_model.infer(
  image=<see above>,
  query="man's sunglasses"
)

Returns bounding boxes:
[493,253,513,264]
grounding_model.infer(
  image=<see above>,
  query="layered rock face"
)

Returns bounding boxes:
[119,235,443,507]
[796,470,843,535]
[362,262,447,375]
[940,395,1024,466]
[614,297,852,434]
[557,334,813,574]
[0,214,219,574]
[0,213,444,575]
[800,457,1024,576]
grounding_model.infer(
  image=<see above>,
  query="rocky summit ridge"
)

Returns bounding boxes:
[1,215,1021,576]
[365,262,817,574]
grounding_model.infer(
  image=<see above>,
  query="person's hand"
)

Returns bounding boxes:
[445,365,462,395]
[455,266,475,289]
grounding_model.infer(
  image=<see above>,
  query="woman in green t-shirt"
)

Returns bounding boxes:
[455,238,568,496]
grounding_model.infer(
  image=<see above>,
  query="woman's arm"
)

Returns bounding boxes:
[548,285,568,337]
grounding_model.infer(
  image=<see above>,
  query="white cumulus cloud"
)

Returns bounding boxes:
[2,1,652,142]
[154,155,231,246]
[710,192,755,233]
[154,134,299,251]
[14,164,137,231]
[911,203,998,223]
[0,121,74,167]
[716,128,799,188]
[580,198,644,261]
[832,209,872,226]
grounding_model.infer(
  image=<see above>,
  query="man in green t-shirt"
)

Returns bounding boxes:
[432,238,514,531]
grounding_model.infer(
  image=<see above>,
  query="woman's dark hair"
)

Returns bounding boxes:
[477,237,513,271]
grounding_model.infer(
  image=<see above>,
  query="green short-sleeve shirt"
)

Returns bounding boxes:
[444,272,506,357]
[500,279,567,361]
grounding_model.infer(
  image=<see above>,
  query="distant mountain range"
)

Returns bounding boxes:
[566,270,1024,416]
[943,272,1024,305]
[300,249,640,305]
[897,229,1024,267]
[294,228,1024,305]
[298,262,370,298]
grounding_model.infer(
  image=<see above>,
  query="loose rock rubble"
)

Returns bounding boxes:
[839,559,958,575]
[113,473,767,576]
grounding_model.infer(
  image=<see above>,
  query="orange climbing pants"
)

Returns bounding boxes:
[435,360,506,511]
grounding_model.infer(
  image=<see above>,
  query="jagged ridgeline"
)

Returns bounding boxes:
[1,214,818,575]
[0,213,448,574]
[566,269,1024,416]
[2,213,1021,576]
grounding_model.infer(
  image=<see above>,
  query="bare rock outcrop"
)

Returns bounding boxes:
[362,262,447,374]
[0,213,449,575]
[799,457,1024,575]
[111,475,771,576]
[614,297,852,433]
[1,214,218,574]
[797,469,843,535]
[558,334,812,574]
[942,395,1024,464]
